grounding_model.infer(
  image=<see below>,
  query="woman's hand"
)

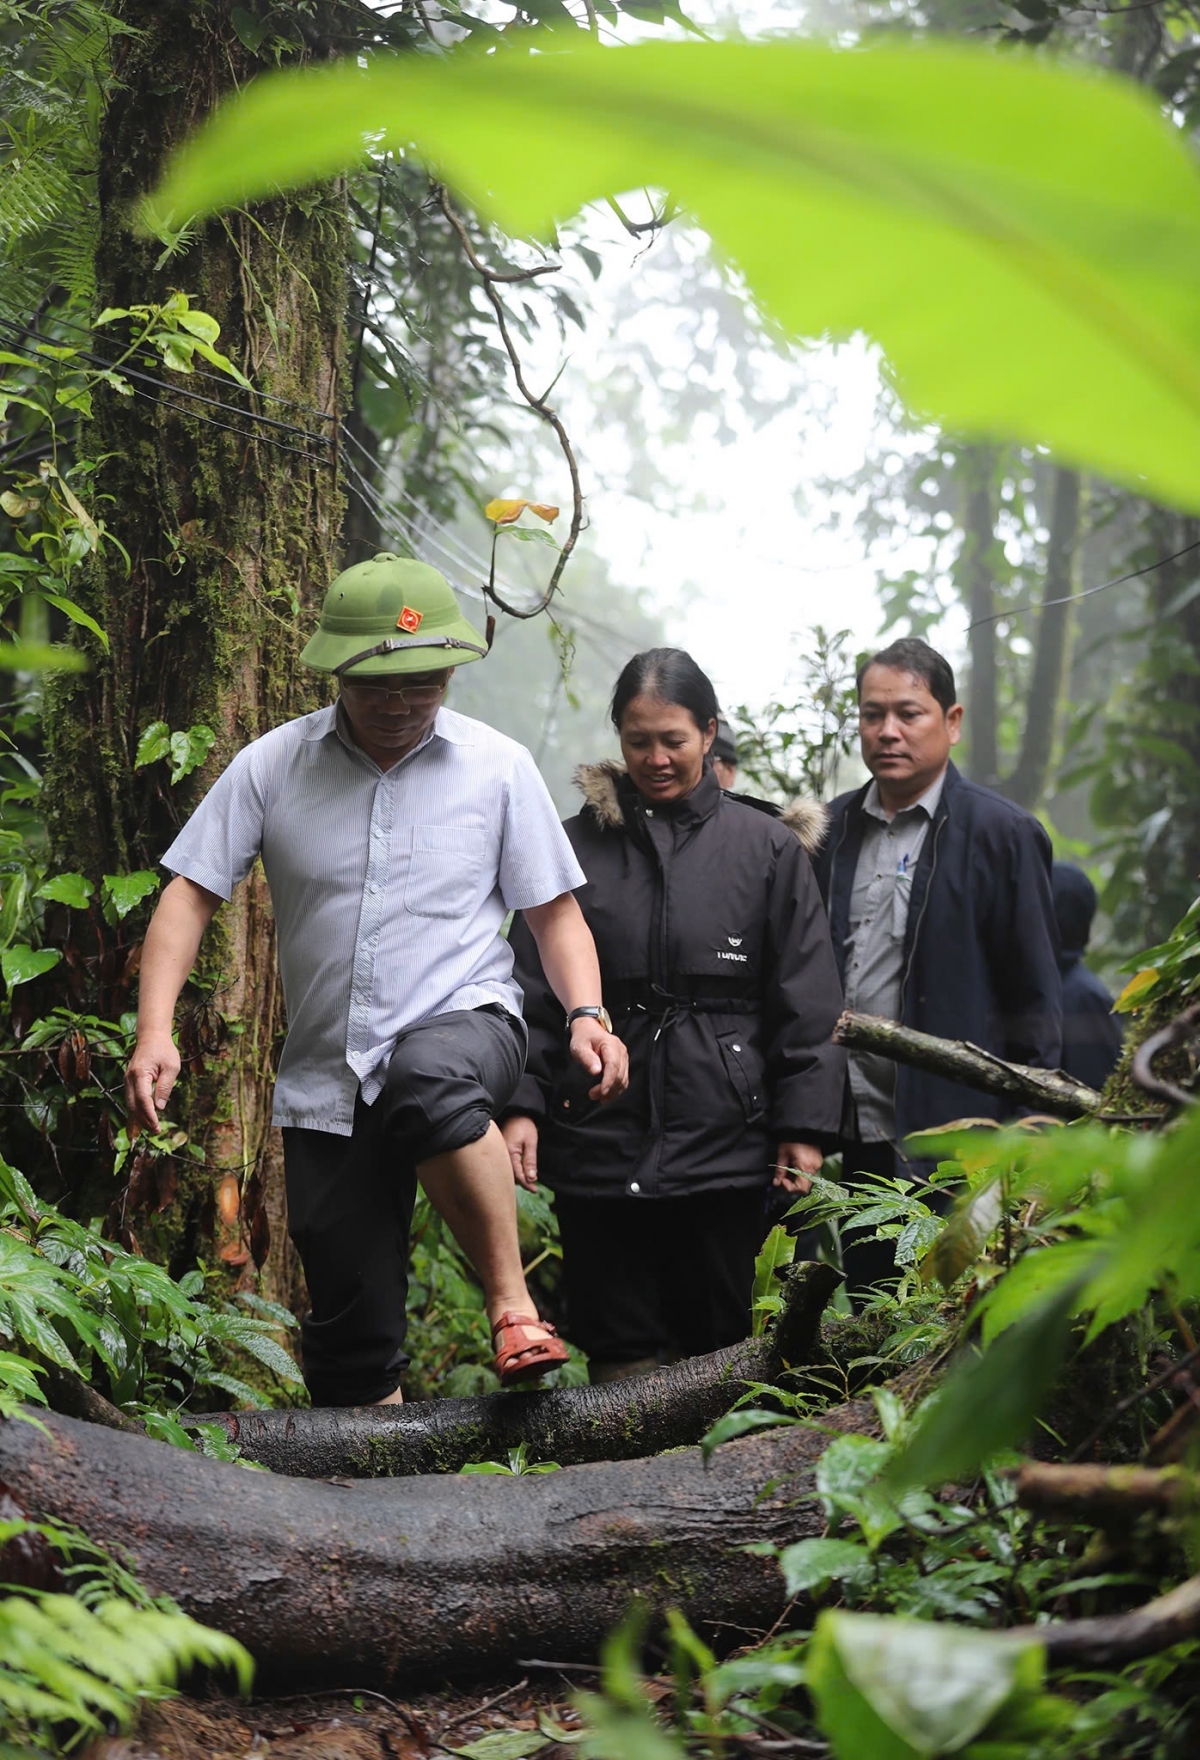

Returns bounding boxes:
[501,1115,540,1190]
[773,1141,824,1196]
[569,1018,630,1103]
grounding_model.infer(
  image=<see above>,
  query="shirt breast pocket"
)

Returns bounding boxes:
[405,824,487,919]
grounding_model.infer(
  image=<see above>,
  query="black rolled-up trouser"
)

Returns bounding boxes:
[552,1185,773,1367]
[281,1005,525,1406]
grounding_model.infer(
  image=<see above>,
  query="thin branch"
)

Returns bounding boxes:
[833,1010,1101,1119]
[1012,1459,1188,1518]
[1013,1572,1200,1668]
[438,185,583,618]
[969,537,1200,629]
[1067,1342,1200,1465]
[1131,1003,1200,1112]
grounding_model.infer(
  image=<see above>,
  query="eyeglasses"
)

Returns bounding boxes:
[340,678,448,706]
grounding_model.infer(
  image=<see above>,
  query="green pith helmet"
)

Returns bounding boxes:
[300,553,489,678]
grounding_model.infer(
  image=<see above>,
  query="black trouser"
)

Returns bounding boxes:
[552,1186,772,1368]
[838,1139,903,1295]
[281,1006,525,1406]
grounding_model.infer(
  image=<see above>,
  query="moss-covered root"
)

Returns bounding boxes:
[191,1260,843,1478]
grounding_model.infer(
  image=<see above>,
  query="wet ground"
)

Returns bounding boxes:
[81,1671,606,1759]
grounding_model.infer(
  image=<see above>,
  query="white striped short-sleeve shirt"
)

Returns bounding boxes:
[162,704,585,1135]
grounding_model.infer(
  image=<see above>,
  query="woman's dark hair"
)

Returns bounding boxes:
[610,648,720,733]
[855,637,957,713]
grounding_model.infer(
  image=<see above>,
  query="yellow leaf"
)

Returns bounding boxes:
[528,503,559,523]
[1114,967,1159,1013]
[485,498,528,524]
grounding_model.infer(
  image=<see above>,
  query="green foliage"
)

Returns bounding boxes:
[732,626,859,803]
[1111,895,1200,1013]
[459,1440,561,1475]
[0,1590,251,1753]
[750,1223,796,1337]
[0,1513,251,1754]
[0,1152,303,1424]
[151,34,1200,516]
[135,720,217,784]
[807,1611,1056,1760]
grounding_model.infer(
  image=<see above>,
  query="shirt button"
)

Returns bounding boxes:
[732,1043,741,1053]
[630,1181,641,1194]
[369,883,380,895]
[645,809,654,817]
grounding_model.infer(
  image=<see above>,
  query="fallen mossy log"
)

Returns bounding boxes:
[0,1395,871,1689]
[833,1010,1101,1120]
[190,1259,842,1480]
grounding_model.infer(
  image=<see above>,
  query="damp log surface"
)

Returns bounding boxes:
[0,1394,870,1688]
[194,1260,842,1479]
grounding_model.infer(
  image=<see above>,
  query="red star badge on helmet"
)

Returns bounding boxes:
[397,605,423,632]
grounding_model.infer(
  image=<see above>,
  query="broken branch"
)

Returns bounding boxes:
[833,1011,1101,1120]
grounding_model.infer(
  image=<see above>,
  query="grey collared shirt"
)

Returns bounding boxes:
[843,771,946,1143]
[162,703,585,1135]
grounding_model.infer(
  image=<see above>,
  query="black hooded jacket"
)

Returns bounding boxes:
[813,760,1063,1143]
[505,763,847,1200]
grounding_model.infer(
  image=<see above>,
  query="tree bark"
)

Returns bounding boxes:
[1013,1460,1187,1518]
[957,444,1001,791]
[41,1,347,1304]
[833,1011,1101,1119]
[1016,1575,1200,1669]
[0,1398,870,1689]
[1006,466,1083,811]
[187,1261,842,1478]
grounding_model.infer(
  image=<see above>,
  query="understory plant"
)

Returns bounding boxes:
[0,1508,252,1756]
[0,1152,303,1446]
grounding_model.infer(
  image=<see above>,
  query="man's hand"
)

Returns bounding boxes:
[773,1141,824,1196]
[124,1032,182,1135]
[569,1017,629,1103]
[501,1115,540,1190]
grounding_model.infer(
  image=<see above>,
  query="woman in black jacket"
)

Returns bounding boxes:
[502,649,846,1383]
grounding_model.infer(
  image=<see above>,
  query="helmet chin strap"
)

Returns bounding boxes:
[332,627,492,676]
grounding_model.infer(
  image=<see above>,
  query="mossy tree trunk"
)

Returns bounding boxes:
[42,0,348,1312]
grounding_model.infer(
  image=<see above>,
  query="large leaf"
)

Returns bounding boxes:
[147,36,1200,512]
[101,871,160,920]
[2,945,62,990]
[808,1611,1044,1758]
[921,1179,1003,1289]
[886,1277,1081,1491]
[750,1222,796,1335]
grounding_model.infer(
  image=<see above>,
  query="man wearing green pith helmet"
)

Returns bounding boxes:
[125,554,628,1403]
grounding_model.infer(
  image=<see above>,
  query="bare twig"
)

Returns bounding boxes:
[1012,1572,1200,1668]
[438,185,583,618]
[439,1679,529,1733]
[833,1011,1101,1120]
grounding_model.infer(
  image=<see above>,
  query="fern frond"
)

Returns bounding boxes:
[0,153,77,246]
[0,1592,254,1750]
[44,214,97,306]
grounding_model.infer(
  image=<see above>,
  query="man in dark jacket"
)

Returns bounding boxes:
[812,637,1062,1287]
[1052,861,1123,1092]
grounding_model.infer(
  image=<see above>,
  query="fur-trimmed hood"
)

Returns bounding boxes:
[572,761,828,854]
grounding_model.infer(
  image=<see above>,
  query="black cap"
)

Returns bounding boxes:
[711,716,738,766]
[1052,861,1097,953]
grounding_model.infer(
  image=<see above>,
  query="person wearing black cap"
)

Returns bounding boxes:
[710,716,740,790]
[1052,861,1123,1093]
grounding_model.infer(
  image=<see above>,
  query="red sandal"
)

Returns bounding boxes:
[491,1311,569,1387]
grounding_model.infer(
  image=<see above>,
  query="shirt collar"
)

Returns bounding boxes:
[863,767,947,824]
